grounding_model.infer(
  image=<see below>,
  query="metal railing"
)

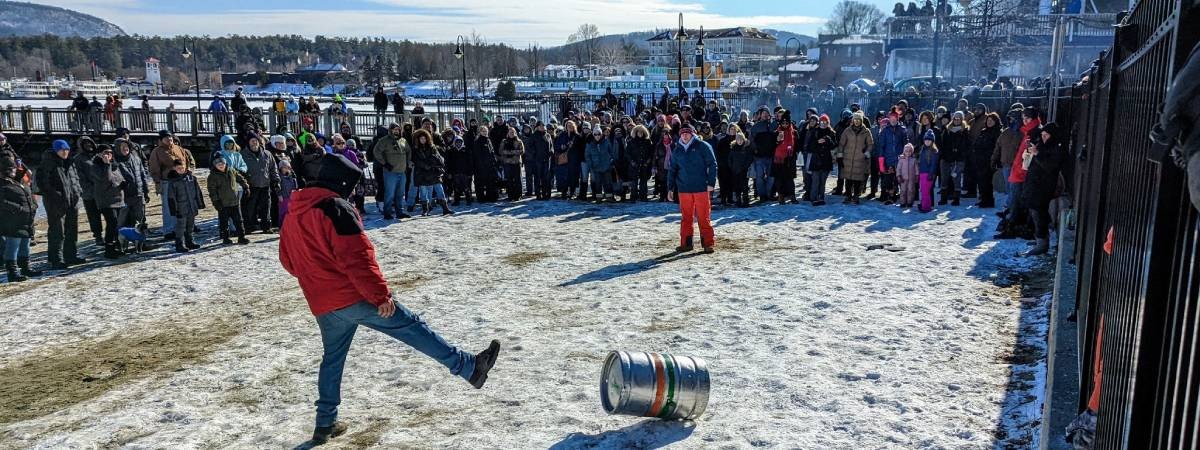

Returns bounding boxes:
[1054,1,1200,447]
[885,13,1118,41]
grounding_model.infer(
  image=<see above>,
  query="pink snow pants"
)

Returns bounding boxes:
[919,173,934,212]
[899,177,916,205]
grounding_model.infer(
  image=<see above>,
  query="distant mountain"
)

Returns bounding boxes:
[553,28,815,51]
[0,1,126,38]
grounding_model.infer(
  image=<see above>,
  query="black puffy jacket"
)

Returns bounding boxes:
[412,144,446,186]
[0,177,36,238]
[36,154,82,212]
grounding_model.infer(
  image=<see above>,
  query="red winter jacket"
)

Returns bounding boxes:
[279,187,390,316]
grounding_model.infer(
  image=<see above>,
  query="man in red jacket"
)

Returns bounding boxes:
[279,153,500,445]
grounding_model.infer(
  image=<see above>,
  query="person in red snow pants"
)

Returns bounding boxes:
[667,124,718,252]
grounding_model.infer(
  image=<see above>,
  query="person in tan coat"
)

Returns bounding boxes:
[837,112,875,204]
[146,131,196,238]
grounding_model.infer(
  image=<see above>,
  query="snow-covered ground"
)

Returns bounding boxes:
[0,196,1052,449]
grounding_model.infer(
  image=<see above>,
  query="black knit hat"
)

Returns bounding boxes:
[303,153,362,198]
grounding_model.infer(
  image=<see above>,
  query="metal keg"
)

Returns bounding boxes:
[599,351,710,420]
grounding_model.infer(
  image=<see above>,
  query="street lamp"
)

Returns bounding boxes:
[676,13,688,103]
[455,35,468,121]
[695,25,705,99]
[783,37,801,96]
[931,0,950,82]
[181,42,202,113]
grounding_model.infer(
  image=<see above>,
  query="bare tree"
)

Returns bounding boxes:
[595,44,625,66]
[821,0,887,35]
[567,23,600,65]
[949,0,1034,79]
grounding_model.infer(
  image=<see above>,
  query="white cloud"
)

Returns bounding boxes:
[24,0,827,45]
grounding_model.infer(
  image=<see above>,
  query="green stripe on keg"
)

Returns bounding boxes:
[656,354,677,419]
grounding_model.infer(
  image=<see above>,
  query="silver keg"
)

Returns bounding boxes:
[599,350,710,420]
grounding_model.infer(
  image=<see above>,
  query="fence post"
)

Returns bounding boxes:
[190,107,200,136]
[267,109,278,133]
[42,107,52,135]
[20,107,30,134]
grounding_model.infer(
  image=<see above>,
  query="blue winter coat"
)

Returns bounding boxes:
[878,124,908,168]
[668,137,717,193]
[217,135,249,174]
[918,145,939,174]
[585,137,615,173]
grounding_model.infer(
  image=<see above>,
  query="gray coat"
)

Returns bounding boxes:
[89,155,126,210]
[165,172,205,218]
[243,148,279,189]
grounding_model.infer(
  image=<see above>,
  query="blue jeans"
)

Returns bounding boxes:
[406,180,419,208]
[382,171,408,215]
[1002,167,1020,210]
[753,157,774,199]
[160,189,176,234]
[417,184,447,201]
[3,236,30,261]
[314,301,474,428]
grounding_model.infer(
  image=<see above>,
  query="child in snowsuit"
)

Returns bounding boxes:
[917,130,940,213]
[207,155,250,245]
[897,143,919,208]
[278,160,298,222]
[165,160,205,252]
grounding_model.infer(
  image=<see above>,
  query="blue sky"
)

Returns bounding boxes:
[32,0,903,45]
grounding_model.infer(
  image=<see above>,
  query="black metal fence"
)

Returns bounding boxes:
[1057,0,1200,447]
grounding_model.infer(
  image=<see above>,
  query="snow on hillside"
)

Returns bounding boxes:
[0,197,1050,449]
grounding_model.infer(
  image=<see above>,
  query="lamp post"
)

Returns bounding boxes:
[695,25,705,99]
[181,41,202,112]
[455,35,468,121]
[783,37,800,96]
[676,13,688,103]
[931,0,949,81]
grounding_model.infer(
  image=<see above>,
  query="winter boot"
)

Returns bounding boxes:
[64,255,87,266]
[103,243,122,259]
[186,239,201,250]
[468,340,502,389]
[439,199,454,215]
[175,240,190,253]
[676,237,694,253]
[420,201,431,217]
[222,238,234,245]
[237,236,251,245]
[311,421,349,445]
[702,246,715,254]
[5,261,27,283]
[1024,238,1050,256]
[18,258,42,277]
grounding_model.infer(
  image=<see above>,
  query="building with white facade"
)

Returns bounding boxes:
[646,27,776,66]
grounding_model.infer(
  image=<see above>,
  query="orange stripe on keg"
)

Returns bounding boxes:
[646,353,667,417]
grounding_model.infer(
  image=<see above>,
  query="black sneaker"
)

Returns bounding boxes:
[469,340,501,389]
[311,421,349,445]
